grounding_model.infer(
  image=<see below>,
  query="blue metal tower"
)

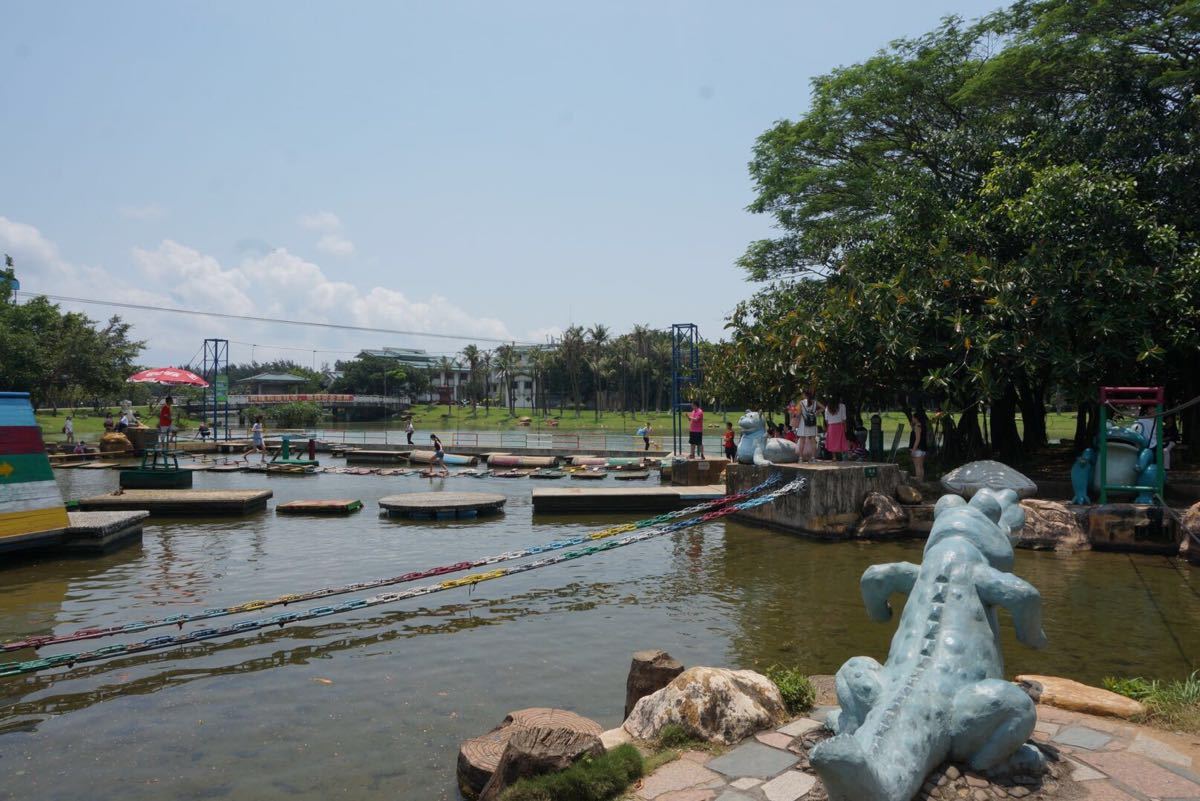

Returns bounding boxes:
[670,323,700,455]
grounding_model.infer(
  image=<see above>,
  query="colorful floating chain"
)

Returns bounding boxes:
[0,477,804,678]
[1,475,788,662]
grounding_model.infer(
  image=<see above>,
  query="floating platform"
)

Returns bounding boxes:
[613,471,650,481]
[61,510,149,552]
[119,468,194,489]
[532,485,726,514]
[569,470,607,480]
[245,463,318,475]
[345,449,411,464]
[408,450,479,466]
[277,498,363,515]
[207,463,245,472]
[78,489,273,516]
[379,492,506,520]
[488,454,558,469]
[529,469,565,480]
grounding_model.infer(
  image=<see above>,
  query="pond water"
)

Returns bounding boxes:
[1,466,1198,801]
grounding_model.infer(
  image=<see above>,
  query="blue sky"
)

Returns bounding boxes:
[1,0,1003,367]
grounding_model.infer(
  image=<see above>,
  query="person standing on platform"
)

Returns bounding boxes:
[63,415,74,444]
[824,396,849,461]
[245,415,266,462]
[157,397,173,451]
[687,400,705,459]
[405,419,415,445]
[642,422,653,451]
[907,407,929,482]
[723,421,736,462]
[796,389,823,462]
[430,433,449,477]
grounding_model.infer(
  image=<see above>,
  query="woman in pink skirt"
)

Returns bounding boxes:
[824,395,849,460]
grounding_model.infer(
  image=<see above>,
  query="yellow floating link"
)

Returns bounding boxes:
[439,570,506,590]
[590,523,636,540]
[229,600,271,613]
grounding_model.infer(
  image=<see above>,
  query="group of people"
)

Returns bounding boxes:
[787,390,857,464]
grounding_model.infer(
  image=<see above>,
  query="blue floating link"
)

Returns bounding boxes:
[191,628,220,639]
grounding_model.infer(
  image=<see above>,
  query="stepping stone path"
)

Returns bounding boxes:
[630,704,1200,801]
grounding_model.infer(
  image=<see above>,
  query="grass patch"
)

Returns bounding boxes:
[653,723,694,749]
[765,665,816,715]
[500,743,643,801]
[1103,671,1200,733]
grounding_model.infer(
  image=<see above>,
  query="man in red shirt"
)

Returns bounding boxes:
[687,400,705,459]
[158,395,173,450]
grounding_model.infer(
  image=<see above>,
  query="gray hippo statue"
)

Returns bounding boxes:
[735,411,798,465]
[811,488,1047,801]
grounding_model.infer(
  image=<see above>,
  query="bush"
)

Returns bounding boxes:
[654,723,694,749]
[1103,671,1200,732]
[765,665,816,714]
[500,744,643,801]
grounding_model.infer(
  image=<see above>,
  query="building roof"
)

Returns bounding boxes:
[236,372,308,384]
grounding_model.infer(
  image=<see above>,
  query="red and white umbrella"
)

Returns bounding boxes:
[127,368,210,387]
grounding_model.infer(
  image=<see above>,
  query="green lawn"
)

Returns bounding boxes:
[400,405,1079,442]
[36,409,200,442]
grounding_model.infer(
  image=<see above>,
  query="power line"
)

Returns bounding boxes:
[14,291,535,346]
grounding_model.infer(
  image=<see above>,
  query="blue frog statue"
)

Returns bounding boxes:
[811,488,1047,801]
[1070,421,1161,504]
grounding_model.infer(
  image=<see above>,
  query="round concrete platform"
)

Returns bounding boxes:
[378,491,506,520]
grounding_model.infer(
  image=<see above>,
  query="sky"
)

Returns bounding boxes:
[0,0,1004,369]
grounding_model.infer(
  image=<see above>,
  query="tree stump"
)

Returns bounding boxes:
[457,708,603,799]
[478,724,604,801]
[624,649,684,719]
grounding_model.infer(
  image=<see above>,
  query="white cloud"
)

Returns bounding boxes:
[316,233,356,257]
[0,217,518,366]
[298,211,342,231]
[118,203,166,221]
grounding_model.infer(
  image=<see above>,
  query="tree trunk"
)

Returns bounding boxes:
[991,383,1023,459]
[1016,376,1048,450]
[1073,402,1092,451]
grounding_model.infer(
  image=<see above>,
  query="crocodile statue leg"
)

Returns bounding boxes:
[949,679,1037,771]
[975,566,1048,650]
[861,562,920,622]
[829,655,883,734]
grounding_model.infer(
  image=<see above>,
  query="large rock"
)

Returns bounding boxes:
[477,724,604,801]
[895,484,923,505]
[856,491,908,536]
[1015,499,1089,551]
[625,649,685,719]
[1015,675,1146,719]
[457,708,602,798]
[940,460,1038,499]
[622,666,787,745]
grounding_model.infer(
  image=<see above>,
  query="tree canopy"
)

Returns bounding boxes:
[732,0,1200,454]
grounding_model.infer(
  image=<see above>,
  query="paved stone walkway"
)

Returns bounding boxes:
[627,704,1200,801]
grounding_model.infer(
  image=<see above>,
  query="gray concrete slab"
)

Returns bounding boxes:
[1053,725,1114,751]
[706,741,799,779]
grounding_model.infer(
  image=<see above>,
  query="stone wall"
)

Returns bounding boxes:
[726,463,902,539]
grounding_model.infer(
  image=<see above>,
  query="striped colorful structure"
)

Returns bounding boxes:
[0,392,69,545]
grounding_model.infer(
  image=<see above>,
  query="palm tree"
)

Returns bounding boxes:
[559,327,586,418]
[460,344,481,413]
[437,356,455,414]
[632,324,651,412]
[495,344,519,416]
[480,350,494,416]
[587,324,609,421]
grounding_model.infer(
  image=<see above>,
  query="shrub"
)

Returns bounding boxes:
[765,665,816,714]
[1103,671,1200,732]
[500,744,643,801]
[654,723,694,749]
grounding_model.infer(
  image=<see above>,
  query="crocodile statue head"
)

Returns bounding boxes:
[810,488,1046,801]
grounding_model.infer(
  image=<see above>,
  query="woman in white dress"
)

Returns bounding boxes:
[794,388,824,463]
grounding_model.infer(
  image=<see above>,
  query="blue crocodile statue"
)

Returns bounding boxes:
[811,488,1047,801]
[735,411,798,465]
